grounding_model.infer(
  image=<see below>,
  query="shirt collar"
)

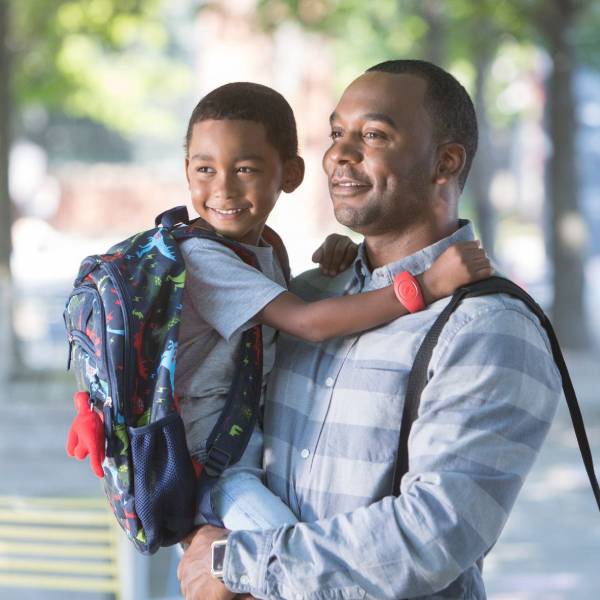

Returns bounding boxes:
[353,219,476,291]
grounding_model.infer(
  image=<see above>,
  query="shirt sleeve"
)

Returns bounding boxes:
[181,238,287,341]
[222,305,562,599]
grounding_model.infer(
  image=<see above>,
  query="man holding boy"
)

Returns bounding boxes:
[178,60,561,599]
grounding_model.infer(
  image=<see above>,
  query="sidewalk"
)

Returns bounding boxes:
[485,350,600,600]
[0,375,179,600]
[0,350,598,599]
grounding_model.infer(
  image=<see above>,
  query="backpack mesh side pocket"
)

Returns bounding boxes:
[129,412,196,553]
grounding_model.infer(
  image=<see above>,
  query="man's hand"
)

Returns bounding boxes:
[177,525,235,600]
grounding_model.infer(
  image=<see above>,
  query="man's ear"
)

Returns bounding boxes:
[282,156,305,193]
[434,143,465,185]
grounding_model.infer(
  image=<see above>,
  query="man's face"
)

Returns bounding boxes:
[185,119,285,245]
[322,72,437,236]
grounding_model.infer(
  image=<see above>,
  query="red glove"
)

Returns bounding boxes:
[66,391,105,478]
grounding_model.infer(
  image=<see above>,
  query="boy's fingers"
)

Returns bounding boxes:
[479,266,495,275]
[344,243,358,263]
[460,245,486,257]
[312,246,324,263]
[453,240,481,250]
[472,266,494,279]
[332,241,350,272]
[321,238,342,274]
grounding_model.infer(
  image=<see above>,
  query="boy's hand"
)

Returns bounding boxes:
[418,241,493,304]
[312,234,359,277]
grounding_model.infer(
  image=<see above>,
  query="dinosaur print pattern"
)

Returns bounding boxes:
[63,210,268,555]
[136,230,178,261]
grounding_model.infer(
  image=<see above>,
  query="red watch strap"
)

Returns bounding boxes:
[393,271,425,313]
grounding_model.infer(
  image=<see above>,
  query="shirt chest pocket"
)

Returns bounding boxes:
[327,332,410,431]
[317,364,408,467]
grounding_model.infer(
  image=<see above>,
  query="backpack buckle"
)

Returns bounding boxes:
[203,446,231,477]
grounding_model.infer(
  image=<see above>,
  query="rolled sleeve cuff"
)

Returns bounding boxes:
[223,529,274,597]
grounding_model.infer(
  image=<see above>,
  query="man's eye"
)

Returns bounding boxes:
[195,166,214,173]
[329,129,342,140]
[237,166,256,174]
[364,131,385,140]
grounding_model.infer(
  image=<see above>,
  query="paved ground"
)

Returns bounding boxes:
[0,351,598,599]
[484,350,600,599]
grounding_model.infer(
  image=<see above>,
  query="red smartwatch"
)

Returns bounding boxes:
[393,271,425,313]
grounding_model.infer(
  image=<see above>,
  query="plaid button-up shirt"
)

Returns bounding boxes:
[224,221,561,599]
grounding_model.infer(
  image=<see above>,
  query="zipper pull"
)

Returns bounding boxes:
[103,396,113,457]
[66,335,73,370]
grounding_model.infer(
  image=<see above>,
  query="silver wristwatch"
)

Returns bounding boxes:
[211,537,228,581]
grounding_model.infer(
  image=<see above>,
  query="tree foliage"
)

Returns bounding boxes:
[8,0,191,137]
[257,0,600,347]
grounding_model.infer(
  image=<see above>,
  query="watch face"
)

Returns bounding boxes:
[211,539,227,578]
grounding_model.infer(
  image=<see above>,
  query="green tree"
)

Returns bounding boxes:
[0,0,190,376]
[533,0,595,348]
[258,0,599,348]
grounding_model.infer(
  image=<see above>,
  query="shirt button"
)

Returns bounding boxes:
[300,448,310,459]
[240,574,250,585]
[325,377,334,387]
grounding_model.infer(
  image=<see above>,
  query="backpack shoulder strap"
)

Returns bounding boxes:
[262,224,291,286]
[392,275,600,512]
[158,210,264,482]
[155,205,190,228]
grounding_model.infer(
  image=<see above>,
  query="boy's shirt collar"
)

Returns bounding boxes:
[351,219,475,292]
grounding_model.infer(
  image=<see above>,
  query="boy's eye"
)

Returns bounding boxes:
[329,129,343,140]
[237,166,256,174]
[195,166,214,174]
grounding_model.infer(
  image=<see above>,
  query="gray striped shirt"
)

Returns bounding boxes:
[224,221,562,599]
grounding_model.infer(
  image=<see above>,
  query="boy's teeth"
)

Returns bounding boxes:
[212,207,245,215]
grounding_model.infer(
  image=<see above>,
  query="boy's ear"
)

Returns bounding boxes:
[433,143,465,185]
[282,156,305,193]
[184,157,191,187]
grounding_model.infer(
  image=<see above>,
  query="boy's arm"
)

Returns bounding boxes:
[257,241,492,343]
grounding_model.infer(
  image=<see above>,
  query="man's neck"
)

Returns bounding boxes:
[364,220,460,269]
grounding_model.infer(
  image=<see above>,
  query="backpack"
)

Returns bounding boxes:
[392,276,600,513]
[63,206,290,554]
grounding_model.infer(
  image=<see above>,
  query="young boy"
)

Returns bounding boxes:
[68,82,493,533]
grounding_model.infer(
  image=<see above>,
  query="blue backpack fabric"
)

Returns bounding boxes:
[63,206,288,554]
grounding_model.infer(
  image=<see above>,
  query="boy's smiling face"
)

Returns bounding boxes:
[185,119,301,245]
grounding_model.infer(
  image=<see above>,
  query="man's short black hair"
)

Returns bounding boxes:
[367,60,478,191]
[185,82,298,161]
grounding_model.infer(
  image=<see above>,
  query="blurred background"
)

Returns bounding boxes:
[0,0,598,598]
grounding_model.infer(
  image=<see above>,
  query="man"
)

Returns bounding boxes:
[178,59,561,600]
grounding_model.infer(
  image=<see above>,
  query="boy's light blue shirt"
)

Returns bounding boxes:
[223,221,562,600]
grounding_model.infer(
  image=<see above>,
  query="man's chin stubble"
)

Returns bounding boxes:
[333,204,380,232]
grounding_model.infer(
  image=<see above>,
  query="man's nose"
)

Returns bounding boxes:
[323,139,362,170]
